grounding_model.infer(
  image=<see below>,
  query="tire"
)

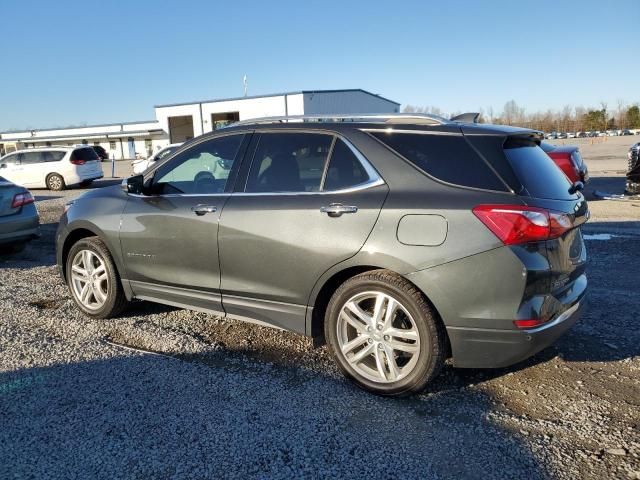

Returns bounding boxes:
[65,236,129,318]
[46,173,65,191]
[324,269,446,396]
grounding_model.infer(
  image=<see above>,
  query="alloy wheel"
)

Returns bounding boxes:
[70,250,109,310]
[336,291,421,384]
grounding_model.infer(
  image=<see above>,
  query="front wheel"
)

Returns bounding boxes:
[66,236,129,318]
[325,270,446,396]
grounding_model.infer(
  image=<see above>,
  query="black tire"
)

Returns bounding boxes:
[65,236,129,318]
[324,269,446,396]
[46,173,66,191]
[0,243,26,255]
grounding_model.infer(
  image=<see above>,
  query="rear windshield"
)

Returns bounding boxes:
[71,148,99,161]
[370,131,507,191]
[503,137,575,200]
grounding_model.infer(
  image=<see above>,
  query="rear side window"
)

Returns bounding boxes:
[245,133,333,193]
[41,151,66,162]
[503,137,575,200]
[370,131,507,191]
[324,139,371,191]
[71,148,99,162]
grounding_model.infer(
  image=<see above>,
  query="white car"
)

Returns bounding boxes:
[131,143,182,175]
[0,146,103,191]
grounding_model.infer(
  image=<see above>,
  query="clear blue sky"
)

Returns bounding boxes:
[0,0,638,131]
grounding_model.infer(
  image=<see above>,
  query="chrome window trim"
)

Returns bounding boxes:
[243,131,385,195]
[360,128,462,136]
[125,178,385,198]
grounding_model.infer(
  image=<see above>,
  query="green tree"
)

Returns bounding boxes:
[582,109,606,131]
[627,105,640,128]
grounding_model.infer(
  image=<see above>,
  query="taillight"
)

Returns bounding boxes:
[11,192,35,208]
[70,158,86,165]
[473,205,573,245]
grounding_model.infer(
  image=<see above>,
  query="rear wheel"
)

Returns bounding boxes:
[46,173,65,191]
[66,236,128,318]
[325,270,446,396]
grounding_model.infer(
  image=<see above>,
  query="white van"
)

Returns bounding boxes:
[0,146,103,190]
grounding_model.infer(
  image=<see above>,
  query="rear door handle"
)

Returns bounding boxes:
[320,203,358,217]
[191,204,217,216]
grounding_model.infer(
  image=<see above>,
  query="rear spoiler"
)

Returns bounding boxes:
[450,112,480,123]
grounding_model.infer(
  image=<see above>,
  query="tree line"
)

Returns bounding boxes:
[403,100,640,133]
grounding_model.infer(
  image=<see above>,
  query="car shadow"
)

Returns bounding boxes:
[0,353,552,479]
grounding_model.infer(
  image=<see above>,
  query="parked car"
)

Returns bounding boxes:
[627,142,640,195]
[540,142,589,184]
[0,146,103,191]
[132,143,182,175]
[92,145,109,161]
[621,129,633,136]
[0,177,39,254]
[56,114,588,396]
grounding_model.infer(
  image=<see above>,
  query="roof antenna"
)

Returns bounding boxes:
[243,75,248,97]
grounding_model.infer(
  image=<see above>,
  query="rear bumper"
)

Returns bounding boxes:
[0,208,40,245]
[447,301,583,368]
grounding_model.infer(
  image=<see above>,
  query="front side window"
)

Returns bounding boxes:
[245,133,333,193]
[153,134,244,194]
[1,153,19,165]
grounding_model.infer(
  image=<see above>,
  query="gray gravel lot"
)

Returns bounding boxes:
[0,157,639,479]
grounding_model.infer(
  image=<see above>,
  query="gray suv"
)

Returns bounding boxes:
[56,114,588,396]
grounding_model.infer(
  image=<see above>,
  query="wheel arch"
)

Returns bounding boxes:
[308,264,450,356]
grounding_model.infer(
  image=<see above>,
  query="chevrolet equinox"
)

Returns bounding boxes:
[56,114,588,396]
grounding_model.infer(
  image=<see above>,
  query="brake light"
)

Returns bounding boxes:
[513,319,545,329]
[70,158,86,165]
[473,205,573,245]
[11,192,35,208]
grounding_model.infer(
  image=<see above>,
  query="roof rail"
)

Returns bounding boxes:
[227,113,449,128]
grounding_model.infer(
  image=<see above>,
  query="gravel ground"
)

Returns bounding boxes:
[0,159,638,479]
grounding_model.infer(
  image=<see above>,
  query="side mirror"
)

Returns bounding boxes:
[0,164,6,169]
[121,174,145,195]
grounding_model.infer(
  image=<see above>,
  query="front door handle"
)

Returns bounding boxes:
[191,204,217,216]
[320,203,358,217]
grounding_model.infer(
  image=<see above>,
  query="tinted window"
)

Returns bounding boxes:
[503,137,575,200]
[21,152,43,164]
[324,139,371,191]
[71,148,99,162]
[154,134,244,194]
[1,154,19,165]
[156,146,177,161]
[245,133,332,193]
[370,131,506,191]
[41,151,66,162]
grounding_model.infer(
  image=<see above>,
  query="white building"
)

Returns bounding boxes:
[0,89,399,159]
